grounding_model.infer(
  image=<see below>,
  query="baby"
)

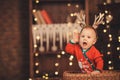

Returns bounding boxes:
[65,26,104,74]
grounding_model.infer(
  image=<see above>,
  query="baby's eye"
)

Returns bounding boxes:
[88,36,91,38]
[81,35,85,38]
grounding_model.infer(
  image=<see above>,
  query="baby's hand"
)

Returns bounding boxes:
[72,29,80,43]
[91,70,100,75]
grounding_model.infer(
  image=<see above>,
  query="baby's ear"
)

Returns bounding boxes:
[93,38,97,45]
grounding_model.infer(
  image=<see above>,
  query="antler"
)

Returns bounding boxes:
[75,10,86,28]
[92,13,104,29]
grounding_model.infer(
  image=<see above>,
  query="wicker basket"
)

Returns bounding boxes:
[63,70,120,80]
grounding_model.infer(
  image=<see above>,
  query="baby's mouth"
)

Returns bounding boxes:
[83,42,87,46]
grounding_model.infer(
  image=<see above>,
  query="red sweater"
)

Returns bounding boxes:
[65,43,104,73]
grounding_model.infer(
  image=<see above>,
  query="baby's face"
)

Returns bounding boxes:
[79,28,97,50]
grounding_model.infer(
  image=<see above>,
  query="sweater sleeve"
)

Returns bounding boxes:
[65,41,77,55]
[94,49,104,71]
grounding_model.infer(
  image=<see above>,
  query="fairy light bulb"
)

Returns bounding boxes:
[117,47,120,51]
[109,34,112,38]
[35,52,39,57]
[35,0,39,3]
[36,36,40,40]
[107,51,111,55]
[35,70,39,74]
[67,3,71,7]
[55,63,59,67]
[103,29,107,33]
[109,66,113,70]
[108,61,112,64]
[35,62,39,66]
[118,36,120,42]
[61,51,65,55]
[107,43,111,47]
[69,62,73,66]
[57,54,61,58]
[106,25,110,28]
[103,2,107,5]
[55,71,59,75]
[69,55,74,61]
[75,4,79,8]
[105,10,108,14]
[34,44,37,48]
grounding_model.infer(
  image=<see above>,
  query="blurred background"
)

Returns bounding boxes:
[0,0,120,80]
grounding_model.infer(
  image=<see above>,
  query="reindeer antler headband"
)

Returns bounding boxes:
[75,10,104,29]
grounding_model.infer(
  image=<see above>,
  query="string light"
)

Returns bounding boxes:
[69,55,74,61]
[57,54,61,58]
[108,66,114,70]
[108,61,112,64]
[107,51,111,55]
[117,47,120,51]
[55,71,59,75]
[34,44,37,48]
[69,62,73,66]
[103,29,107,33]
[35,62,39,66]
[35,70,39,74]
[118,36,120,42]
[35,52,39,57]
[35,0,39,3]
[61,51,65,55]
[55,63,59,67]
[67,3,71,7]
[29,78,32,80]
[107,43,111,47]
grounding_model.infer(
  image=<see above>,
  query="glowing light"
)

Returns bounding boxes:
[36,36,40,40]
[108,66,114,70]
[35,0,39,3]
[33,27,37,30]
[69,62,73,66]
[105,10,108,14]
[67,3,71,6]
[109,34,112,37]
[55,71,59,75]
[57,54,61,58]
[35,62,39,66]
[107,51,111,55]
[45,77,48,80]
[34,44,37,48]
[42,75,45,79]
[33,9,36,13]
[45,73,48,77]
[119,55,120,59]
[107,43,111,47]
[55,63,59,67]
[118,36,120,42]
[109,37,112,41]
[69,55,74,61]
[34,18,37,22]
[35,53,39,56]
[117,47,120,51]
[106,25,110,28]
[70,13,74,17]
[35,70,39,74]
[61,51,65,55]
[106,20,110,23]
[103,2,107,5]
[29,78,32,80]
[103,29,107,33]
[118,36,120,39]
[75,4,79,8]
[108,61,112,64]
